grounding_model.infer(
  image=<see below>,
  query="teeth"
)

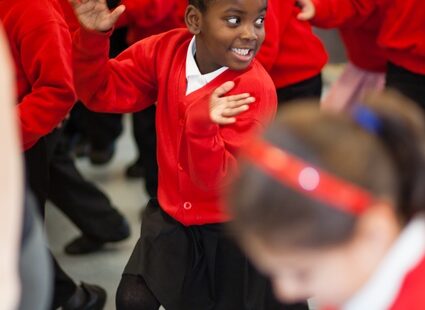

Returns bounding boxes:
[232,48,250,56]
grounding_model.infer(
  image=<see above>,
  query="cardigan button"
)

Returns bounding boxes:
[178,163,183,171]
[183,201,192,210]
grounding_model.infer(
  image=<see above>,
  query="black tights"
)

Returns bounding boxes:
[116,274,161,310]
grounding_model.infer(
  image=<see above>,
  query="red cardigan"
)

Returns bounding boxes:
[312,0,425,75]
[73,28,277,225]
[0,0,75,150]
[389,256,425,309]
[256,0,327,88]
[115,0,185,45]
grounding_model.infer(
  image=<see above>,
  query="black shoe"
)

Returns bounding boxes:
[125,160,145,179]
[89,144,115,165]
[65,236,106,255]
[65,220,131,255]
[62,283,106,310]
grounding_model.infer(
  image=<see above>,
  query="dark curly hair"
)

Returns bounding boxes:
[188,0,215,12]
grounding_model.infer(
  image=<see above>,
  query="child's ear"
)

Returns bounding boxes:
[185,5,202,35]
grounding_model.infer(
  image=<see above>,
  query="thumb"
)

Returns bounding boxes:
[212,81,235,98]
[109,5,126,24]
[296,0,316,20]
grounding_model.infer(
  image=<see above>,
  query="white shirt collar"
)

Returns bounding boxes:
[185,36,228,95]
[343,215,425,310]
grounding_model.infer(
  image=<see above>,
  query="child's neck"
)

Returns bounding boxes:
[194,39,222,75]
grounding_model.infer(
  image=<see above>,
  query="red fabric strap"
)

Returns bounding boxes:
[241,139,374,215]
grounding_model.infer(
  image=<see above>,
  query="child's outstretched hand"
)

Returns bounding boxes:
[210,81,255,125]
[296,0,316,20]
[68,0,125,32]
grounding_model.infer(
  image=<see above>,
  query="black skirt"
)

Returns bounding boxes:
[123,199,306,310]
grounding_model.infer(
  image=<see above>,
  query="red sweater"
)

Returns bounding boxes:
[116,0,185,44]
[57,0,80,33]
[256,0,327,88]
[0,0,75,150]
[339,11,386,72]
[73,28,277,225]
[389,256,425,309]
[312,0,425,75]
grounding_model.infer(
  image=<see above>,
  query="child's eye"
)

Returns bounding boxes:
[226,17,240,26]
[255,16,265,26]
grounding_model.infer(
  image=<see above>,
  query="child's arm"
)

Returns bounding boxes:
[184,79,277,190]
[297,0,377,28]
[17,15,76,150]
[69,0,157,113]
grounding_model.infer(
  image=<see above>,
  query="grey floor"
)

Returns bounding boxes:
[45,116,150,310]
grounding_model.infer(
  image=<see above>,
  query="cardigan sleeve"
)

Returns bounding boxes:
[121,0,175,29]
[72,27,158,113]
[16,18,75,150]
[311,0,378,28]
[183,69,277,190]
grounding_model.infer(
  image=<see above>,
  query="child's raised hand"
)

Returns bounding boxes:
[68,0,125,32]
[296,0,316,20]
[210,81,255,125]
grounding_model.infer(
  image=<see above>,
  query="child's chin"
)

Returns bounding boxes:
[228,61,253,71]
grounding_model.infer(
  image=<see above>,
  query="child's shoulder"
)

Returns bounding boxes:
[132,27,192,56]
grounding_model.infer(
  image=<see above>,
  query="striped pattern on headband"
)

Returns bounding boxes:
[241,139,375,215]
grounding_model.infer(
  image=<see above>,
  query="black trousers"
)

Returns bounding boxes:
[48,135,129,241]
[131,105,158,198]
[277,73,323,104]
[25,130,77,309]
[64,102,123,151]
[25,129,129,308]
[386,62,425,109]
[65,103,159,198]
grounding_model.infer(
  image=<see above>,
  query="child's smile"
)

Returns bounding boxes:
[231,46,255,63]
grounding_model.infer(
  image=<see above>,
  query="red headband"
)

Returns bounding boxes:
[241,139,375,215]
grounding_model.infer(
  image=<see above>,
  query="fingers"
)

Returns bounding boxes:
[221,105,249,117]
[68,0,90,8]
[212,81,235,98]
[211,96,254,125]
[68,0,80,9]
[225,96,255,109]
[210,81,256,125]
[224,93,251,102]
[109,4,126,24]
[296,0,316,20]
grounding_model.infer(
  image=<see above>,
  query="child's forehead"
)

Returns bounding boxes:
[206,0,268,11]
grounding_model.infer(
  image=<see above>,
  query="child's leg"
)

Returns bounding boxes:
[386,62,425,108]
[276,74,323,104]
[116,274,160,310]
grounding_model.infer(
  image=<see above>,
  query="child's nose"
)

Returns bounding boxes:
[240,24,258,41]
